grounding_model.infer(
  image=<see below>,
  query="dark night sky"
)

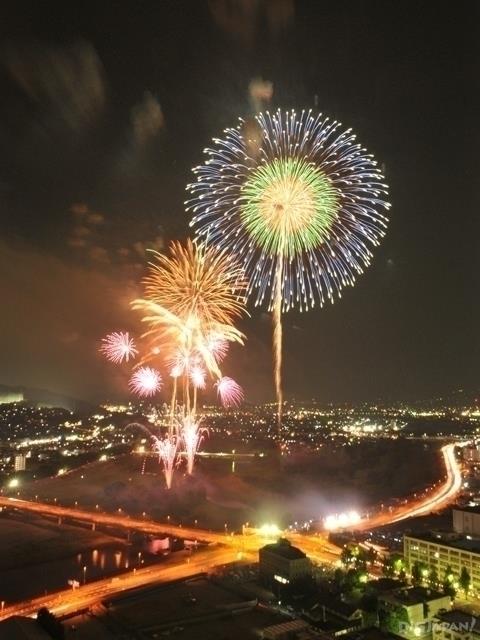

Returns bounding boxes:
[1,0,479,404]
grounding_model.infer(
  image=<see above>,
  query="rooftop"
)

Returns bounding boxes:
[261,618,311,639]
[310,595,362,620]
[0,616,51,640]
[380,586,447,606]
[454,506,480,515]
[260,538,308,560]
[344,628,404,640]
[406,532,480,554]
[366,578,405,594]
[435,610,480,634]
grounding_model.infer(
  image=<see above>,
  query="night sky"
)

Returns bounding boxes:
[1,0,479,404]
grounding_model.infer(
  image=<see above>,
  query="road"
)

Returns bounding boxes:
[0,546,246,621]
[0,496,228,544]
[0,441,463,620]
[354,442,464,530]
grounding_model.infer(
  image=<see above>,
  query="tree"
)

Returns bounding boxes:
[411,561,423,586]
[356,548,368,571]
[37,608,65,640]
[382,557,395,577]
[341,545,357,567]
[383,554,405,578]
[442,565,456,599]
[381,604,410,635]
[366,547,377,568]
[459,566,471,597]
[333,567,346,589]
[382,560,391,577]
[360,593,379,627]
[429,566,439,589]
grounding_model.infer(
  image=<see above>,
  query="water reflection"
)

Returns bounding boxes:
[1,542,163,604]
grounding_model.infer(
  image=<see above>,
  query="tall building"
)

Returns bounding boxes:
[259,538,311,589]
[452,507,480,536]
[14,453,26,472]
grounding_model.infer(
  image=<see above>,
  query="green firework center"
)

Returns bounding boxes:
[240,157,339,257]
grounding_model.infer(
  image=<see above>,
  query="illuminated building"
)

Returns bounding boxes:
[433,610,480,640]
[379,587,451,639]
[259,538,311,589]
[404,533,480,594]
[453,507,480,536]
[14,453,26,472]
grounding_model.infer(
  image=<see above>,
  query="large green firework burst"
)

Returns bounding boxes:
[239,157,339,258]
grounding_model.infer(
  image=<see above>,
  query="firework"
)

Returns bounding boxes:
[140,239,245,326]
[190,364,206,389]
[179,415,207,475]
[166,349,190,377]
[129,366,162,397]
[127,239,247,474]
[126,421,177,489]
[100,331,138,363]
[205,331,229,362]
[152,433,178,489]
[170,363,183,378]
[132,239,246,378]
[215,376,244,408]
[187,109,390,424]
[132,239,247,428]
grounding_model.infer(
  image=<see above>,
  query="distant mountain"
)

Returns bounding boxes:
[0,384,94,412]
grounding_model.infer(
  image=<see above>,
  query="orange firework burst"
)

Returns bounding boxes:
[132,240,247,379]
[141,239,245,326]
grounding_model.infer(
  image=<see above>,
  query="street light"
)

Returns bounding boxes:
[82,566,87,585]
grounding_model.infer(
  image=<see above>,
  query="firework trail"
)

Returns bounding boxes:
[152,433,178,489]
[127,422,178,489]
[100,331,138,363]
[273,255,284,426]
[179,415,207,476]
[187,109,390,430]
